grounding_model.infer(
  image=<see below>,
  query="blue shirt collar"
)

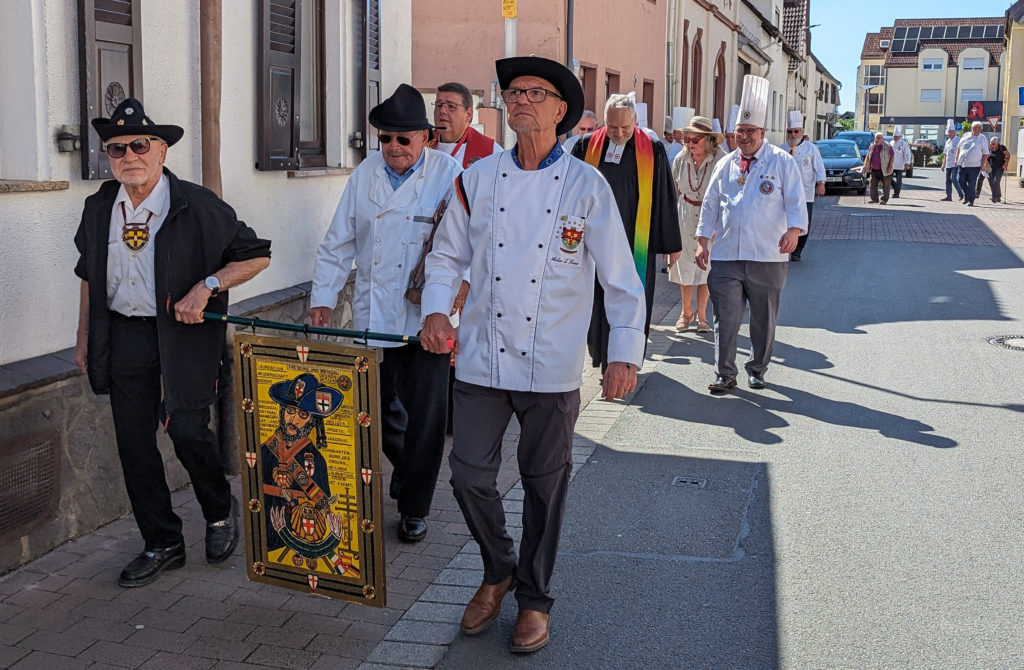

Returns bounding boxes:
[511,142,564,170]
[383,150,426,191]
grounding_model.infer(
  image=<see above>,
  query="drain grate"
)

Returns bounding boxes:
[671,476,707,489]
[0,430,60,543]
[987,335,1024,352]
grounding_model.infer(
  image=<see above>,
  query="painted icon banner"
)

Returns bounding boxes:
[233,333,385,607]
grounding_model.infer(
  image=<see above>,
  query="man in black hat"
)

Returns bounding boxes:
[73,98,271,587]
[310,83,461,544]
[420,57,646,653]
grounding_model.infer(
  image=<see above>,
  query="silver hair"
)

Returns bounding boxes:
[604,94,636,119]
[580,110,597,121]
[971,121,983,128]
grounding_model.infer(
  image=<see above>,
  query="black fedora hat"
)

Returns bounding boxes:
[496,56,584,136]
[91,98,184,146]
[368,84,435,132]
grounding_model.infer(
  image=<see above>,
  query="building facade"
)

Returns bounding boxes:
[1001,1,1024,175]
[0,0,410,572]
[856,17,1006,145]
[410,0,667,139]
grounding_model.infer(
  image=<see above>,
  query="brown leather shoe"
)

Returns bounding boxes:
[460,575,513,634]
[510,608,550,653]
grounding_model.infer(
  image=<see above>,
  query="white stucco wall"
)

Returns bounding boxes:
[0,0,407,366]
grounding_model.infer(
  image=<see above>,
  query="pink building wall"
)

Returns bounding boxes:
[411,0,668,134]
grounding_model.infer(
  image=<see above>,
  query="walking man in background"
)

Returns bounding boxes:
[954,121,990,207]
[864,132,894,205]
[890,126,912,199]
[940,120,963,201]
[696,75,806,394]
[429,81,502,169]
[780,110,824,261]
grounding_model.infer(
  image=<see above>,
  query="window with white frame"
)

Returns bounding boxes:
[922,58,944,71]
[920,89,942,103]
[960,88,982,102]
[962,57,985,70]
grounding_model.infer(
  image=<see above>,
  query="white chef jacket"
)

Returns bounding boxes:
[697,141,807,262]
[421,149,647,393]
[107,174,170,316]
[778,140,826,202]
[955,134,990,168]
[891,138,912,170]
[311,148,461,347]
[943,136,960,167]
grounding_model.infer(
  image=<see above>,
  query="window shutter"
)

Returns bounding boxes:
[257,0,302,171]
[78,0,144,180]
[364,0,381,157]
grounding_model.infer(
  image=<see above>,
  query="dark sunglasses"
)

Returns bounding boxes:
[104,136,161,158]
[684,136,705,144]
[378,134,414,146]
[786,129,803,135]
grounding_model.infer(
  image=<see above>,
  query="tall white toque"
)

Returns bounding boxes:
[738,75,770,128]
[786,110,803,129]
[712,118,723,134]
[893,124,903,136]
[946,118,956,132]
[726,104,740,133]
[634,101,649,129]
[664,115,672,131]
[672,106,695,131]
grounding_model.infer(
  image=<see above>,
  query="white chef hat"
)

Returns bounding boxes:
[893,124,903,136]
[664,115,672,131]
[738,75,770,128]
[786,110,803,129]
[711,118,722,134]
[672,106,695,131]
[946,118,956,131]
[634,101,649,129]
[726,104,740,133]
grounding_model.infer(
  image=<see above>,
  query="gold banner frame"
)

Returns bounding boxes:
[233,333,386,606]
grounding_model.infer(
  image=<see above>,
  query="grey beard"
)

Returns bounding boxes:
[786,137,801,147]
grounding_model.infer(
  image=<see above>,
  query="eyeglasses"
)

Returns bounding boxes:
[432,102,465,113]
[786,129,802,135]
[684,136,705,144]
[500,87,562,105]
[284,406,311,420]
[734,128,760,136]
[378,134,414,146]
[104,136,161,159]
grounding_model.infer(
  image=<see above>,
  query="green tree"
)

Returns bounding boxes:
[837,117,855,132]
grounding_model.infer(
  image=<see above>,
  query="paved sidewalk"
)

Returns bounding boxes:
[0,273,680,669]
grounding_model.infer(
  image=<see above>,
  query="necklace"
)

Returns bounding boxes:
[686,157,711,193]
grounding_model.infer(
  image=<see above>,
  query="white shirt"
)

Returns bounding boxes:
[779,139,826,202]
[891,138,912,169]
[311,149,461,347]
[943,135,960,167]
[106,174,170,317]
[422,149,647,393]
[955,134,990,168]
[697,141,808,262]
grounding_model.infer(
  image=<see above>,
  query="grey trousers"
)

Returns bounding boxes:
[449,380,580,613]
[707,260,788,380]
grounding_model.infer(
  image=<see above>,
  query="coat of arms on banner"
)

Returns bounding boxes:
[234,333,385,606]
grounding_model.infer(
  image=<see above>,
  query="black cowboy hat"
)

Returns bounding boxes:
[368,83,435,132]
[91,98,184,146]
[496,56,584,137]
[268,373,343,418]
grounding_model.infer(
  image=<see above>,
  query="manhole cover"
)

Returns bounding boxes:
[987,335,1024,352]
[671,476,707,489]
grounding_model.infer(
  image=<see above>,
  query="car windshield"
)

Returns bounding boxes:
[836,133,873,151]
[817,142,860,159]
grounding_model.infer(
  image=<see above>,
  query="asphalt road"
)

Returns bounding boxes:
[438,167,1024,668]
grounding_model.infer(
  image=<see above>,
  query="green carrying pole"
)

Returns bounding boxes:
[201,312,420,344]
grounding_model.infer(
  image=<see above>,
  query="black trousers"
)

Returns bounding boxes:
[448,381,580,613]
[378,344,450,518]
[794,201,813,256]
[108,313,231,549]
[891,169,903,196]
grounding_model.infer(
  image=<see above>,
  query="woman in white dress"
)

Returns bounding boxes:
[668,116,726,332]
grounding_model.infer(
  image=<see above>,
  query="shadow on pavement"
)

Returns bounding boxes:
[439,451,778,669]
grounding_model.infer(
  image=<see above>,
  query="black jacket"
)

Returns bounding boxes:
[74,168,271,411]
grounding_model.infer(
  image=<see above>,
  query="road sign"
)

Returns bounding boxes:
[502,0,516,19]
[1018,85,1024,106]
[987,116,1001,130]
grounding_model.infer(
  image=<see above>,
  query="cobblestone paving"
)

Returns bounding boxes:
[812,167,1024,248]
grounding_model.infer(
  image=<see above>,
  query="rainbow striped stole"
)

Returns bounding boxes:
[583,127,655,287]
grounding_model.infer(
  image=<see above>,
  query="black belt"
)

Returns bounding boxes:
[109,310,156,324]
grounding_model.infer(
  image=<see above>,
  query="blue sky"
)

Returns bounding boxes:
[809,0,1013,112]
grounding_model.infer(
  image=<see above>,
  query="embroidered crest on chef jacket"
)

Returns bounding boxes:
[550,214,586,266]
[759,180,775,195]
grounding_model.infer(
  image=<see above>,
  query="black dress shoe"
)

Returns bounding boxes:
[119,542,186,588]
[748,373,767,389]
[940,197,952,201]
[707,376,737,394]
[399,515,427,543]
[206,495,239,563]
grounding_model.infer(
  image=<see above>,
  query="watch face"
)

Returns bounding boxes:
[205,276,220,291]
